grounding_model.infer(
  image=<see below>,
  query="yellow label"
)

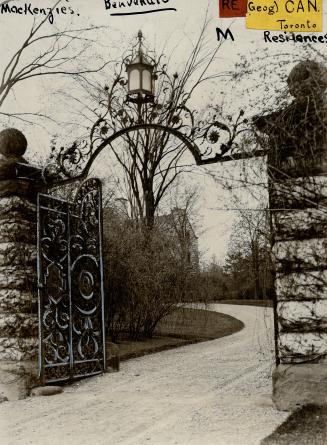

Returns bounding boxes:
[246,0,323,32]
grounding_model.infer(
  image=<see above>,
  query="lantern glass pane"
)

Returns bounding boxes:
[129,69,140,91]
[142,70,152,93]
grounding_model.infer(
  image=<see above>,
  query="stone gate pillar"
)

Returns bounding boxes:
[0,129,40,400]
[255,61,327,411]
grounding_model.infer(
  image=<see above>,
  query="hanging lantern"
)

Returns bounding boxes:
[126,31,155,104]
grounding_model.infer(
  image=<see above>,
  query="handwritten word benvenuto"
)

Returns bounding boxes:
[104,0,177,16]
[0,1,78,24]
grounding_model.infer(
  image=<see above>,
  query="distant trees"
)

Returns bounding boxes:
[197,256,229,301]
[224,210,273,300]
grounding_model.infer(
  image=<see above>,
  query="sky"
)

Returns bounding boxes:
[0,0,326,263]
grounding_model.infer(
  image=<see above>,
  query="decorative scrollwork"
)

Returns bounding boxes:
[38,179,105,383]
[38,195,71,381]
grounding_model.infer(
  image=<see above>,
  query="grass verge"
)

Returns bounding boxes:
[212,299,273,307]
[115,307,244,361]
[261,404,327,445]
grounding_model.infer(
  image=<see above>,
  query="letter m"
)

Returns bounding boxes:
[1,4,11,12]
[216,27,234,41]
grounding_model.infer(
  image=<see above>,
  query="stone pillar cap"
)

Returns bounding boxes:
[0,128,27,158]
[288,60,327,99]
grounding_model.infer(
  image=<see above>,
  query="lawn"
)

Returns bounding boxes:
[113,307,244,362]
[213,299,273,307]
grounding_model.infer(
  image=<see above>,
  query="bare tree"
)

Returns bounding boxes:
[225,210,272,300]
[0,0,111,125]
[165,187,200,269]
[50,17,236,229]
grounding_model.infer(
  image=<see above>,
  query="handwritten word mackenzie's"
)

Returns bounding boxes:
[104,0,177,16]
[0,2,77,24]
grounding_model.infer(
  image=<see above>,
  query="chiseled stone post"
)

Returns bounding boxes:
[256,61,327,411]
[0,129,39,400]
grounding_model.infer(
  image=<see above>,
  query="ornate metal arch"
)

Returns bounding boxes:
[44,121,266,187]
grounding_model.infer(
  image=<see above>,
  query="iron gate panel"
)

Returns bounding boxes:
[37,178,106,384]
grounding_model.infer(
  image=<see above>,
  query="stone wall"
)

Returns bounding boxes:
[0,129,39,400]
[272,176,327,363]
[256,61,327,410]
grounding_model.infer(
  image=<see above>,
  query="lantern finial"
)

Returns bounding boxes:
[138,30,143,49]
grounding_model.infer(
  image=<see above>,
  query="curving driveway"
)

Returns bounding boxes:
[0,304,288,445]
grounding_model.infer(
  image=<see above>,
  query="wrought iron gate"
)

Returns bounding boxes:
[37,178,106,384]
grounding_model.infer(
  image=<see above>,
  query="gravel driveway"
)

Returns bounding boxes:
[0,304,289,445]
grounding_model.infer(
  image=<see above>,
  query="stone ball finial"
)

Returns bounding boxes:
[0,128,27,157]
[287,60,327,99]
